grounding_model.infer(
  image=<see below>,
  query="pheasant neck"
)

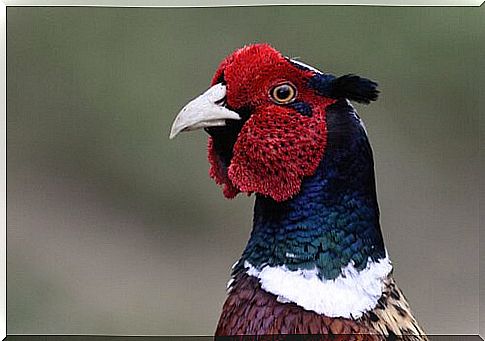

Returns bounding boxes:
[235,100,387,280]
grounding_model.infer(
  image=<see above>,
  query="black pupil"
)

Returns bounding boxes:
[276,85,291,100]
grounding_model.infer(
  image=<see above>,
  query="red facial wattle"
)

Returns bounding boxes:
[207,44,336,202]
[208,137,240,199]
[228,104,331,202]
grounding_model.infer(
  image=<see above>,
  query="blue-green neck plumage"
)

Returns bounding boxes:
[235,100,386,280]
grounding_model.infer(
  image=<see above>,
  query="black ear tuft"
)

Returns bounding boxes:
[329,74,379,104]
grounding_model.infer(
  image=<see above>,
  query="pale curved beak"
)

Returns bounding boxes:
[169,83,241,139]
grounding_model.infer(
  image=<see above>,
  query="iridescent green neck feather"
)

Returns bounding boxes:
[234,100,386,280]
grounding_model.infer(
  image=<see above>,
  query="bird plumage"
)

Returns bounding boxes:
[216,273,425,339]
[170,43,426,339]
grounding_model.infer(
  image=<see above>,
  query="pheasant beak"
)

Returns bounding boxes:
[169,83,241,139]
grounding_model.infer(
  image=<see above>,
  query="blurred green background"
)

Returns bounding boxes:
[7,6,483,335]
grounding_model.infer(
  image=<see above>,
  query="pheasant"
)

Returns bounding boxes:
[170,44,427,340]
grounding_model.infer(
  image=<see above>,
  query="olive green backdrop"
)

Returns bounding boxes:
[7,6,483,335]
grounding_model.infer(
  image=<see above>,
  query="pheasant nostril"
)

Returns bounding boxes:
[215,96,227,106]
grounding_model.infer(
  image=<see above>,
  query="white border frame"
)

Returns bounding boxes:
[2,0,484,6]
[0,2,482,340]
[1,2,6,340]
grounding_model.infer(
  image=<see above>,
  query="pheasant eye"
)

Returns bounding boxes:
[270,83,297,104]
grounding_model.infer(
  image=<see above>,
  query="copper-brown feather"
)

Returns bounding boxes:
[216,273,427,340]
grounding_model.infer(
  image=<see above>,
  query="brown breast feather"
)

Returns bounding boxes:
[215,273,427,341]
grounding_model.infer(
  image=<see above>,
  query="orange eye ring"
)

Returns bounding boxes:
[270,82,297,104]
